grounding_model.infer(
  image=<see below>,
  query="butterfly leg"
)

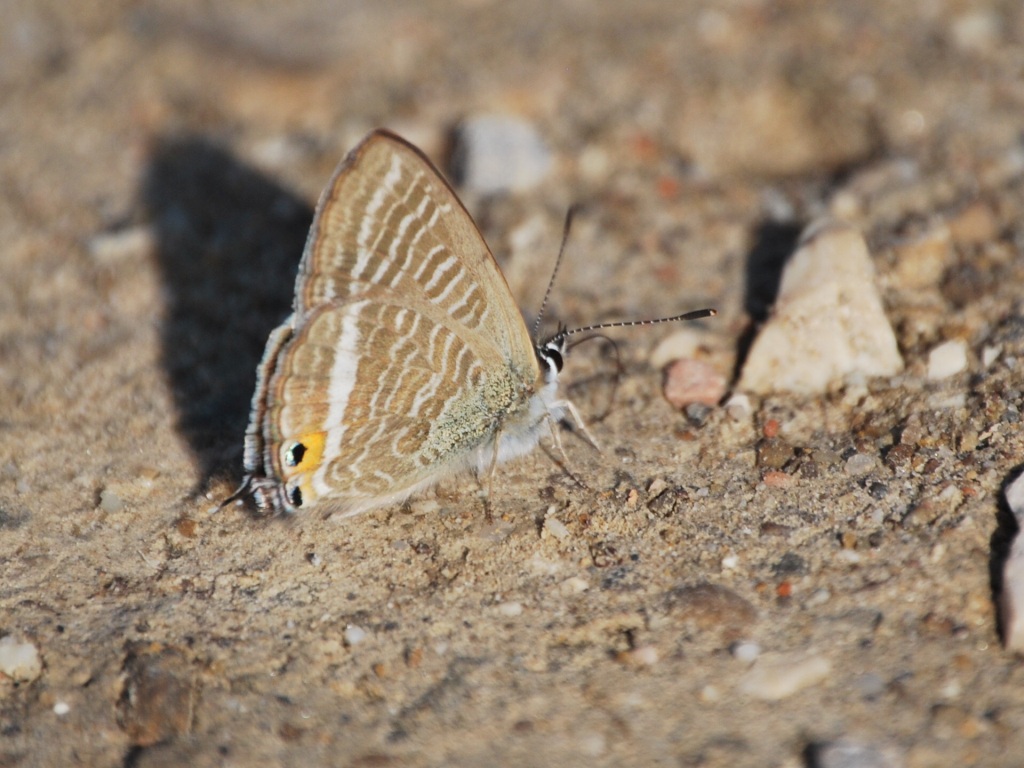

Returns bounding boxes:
[544,410,590,491]
[553,399,601,450]
[480,428,503,523]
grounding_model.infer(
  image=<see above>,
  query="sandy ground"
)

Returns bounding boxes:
[2,1,1024,766]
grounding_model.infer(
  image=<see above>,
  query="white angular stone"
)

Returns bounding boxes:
[451,115,552,194]
[0,636,42,682]
[739,220,903,394]
[927,339,968,380]
[738,652,832,700]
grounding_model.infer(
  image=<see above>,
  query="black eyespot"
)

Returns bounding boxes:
[545,347,563,372]
[288,484,303,508]
[285,442,307,467]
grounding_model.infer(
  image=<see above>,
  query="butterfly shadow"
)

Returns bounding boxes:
[142,136,314,494]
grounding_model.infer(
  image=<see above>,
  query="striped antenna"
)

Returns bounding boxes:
[534,206,716,342]
[560,308,717,339]
[532,205,580,341]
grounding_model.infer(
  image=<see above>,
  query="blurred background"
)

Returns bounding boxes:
[3,2,1024,766]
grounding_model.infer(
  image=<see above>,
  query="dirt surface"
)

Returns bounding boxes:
[3,1,1024,766]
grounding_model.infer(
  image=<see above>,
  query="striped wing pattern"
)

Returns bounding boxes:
[247,131,542,515]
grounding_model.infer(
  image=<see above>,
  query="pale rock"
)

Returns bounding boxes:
[723,392,752,421]
[450,115,552,194]
[982,345,1002,368]
[663,358,727,409]
[809,739,901,768]
[927,340,968,380]
[1000,472,1024,652]
[559,576,590,595]
[543,515,571,542]
[0,636,42,682]
[343,625,367,647]
[731,641,762,664]
[98,488,125,513]
[738,652,832,700]
[497,601,523,617]
[739,221,903,394]
[844,453,876,476]
[88,225,155,265]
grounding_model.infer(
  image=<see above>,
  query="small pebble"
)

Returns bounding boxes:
[738,652,832,700]
[98,488,124,513]
[53,701,71,716]
[544,516,571,542]
[731,641,762,663]
[663,582,757,638]
[927,339,968,379]
[0,636,42,682]
[647,477,668,499]
[806,589,832,608]
[762,471,796,488]
[738,220,903,394]
[450,115,551,194]
[663,358,727,409]
[343,625,367,647]
[836,549,863,564]
[560,576,590,595]
[618,645,659,667]
[757,437,794,469]
[808,739,899,768]
[724,393,752,421]
[684,402,713,427]
[87,225,155,265]
[497,601,523,617]
[982,345,1001,368]
[699,684,722,703]
[844,453,876,476]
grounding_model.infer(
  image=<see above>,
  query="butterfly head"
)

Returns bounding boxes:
[535,326,567,384]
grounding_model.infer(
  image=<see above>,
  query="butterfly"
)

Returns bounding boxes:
[224,129,714,517]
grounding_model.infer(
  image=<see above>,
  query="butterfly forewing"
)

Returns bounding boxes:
[296,131,533,361]
[255,130,543,514]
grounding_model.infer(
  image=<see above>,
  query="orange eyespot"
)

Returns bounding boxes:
[280,431,326,476]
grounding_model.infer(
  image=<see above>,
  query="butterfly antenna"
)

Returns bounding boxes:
[532,205,580,341]
[561,308,717,339]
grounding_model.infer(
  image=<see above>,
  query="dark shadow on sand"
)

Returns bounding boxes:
[142,136,313,490]
[732,220,803,380]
